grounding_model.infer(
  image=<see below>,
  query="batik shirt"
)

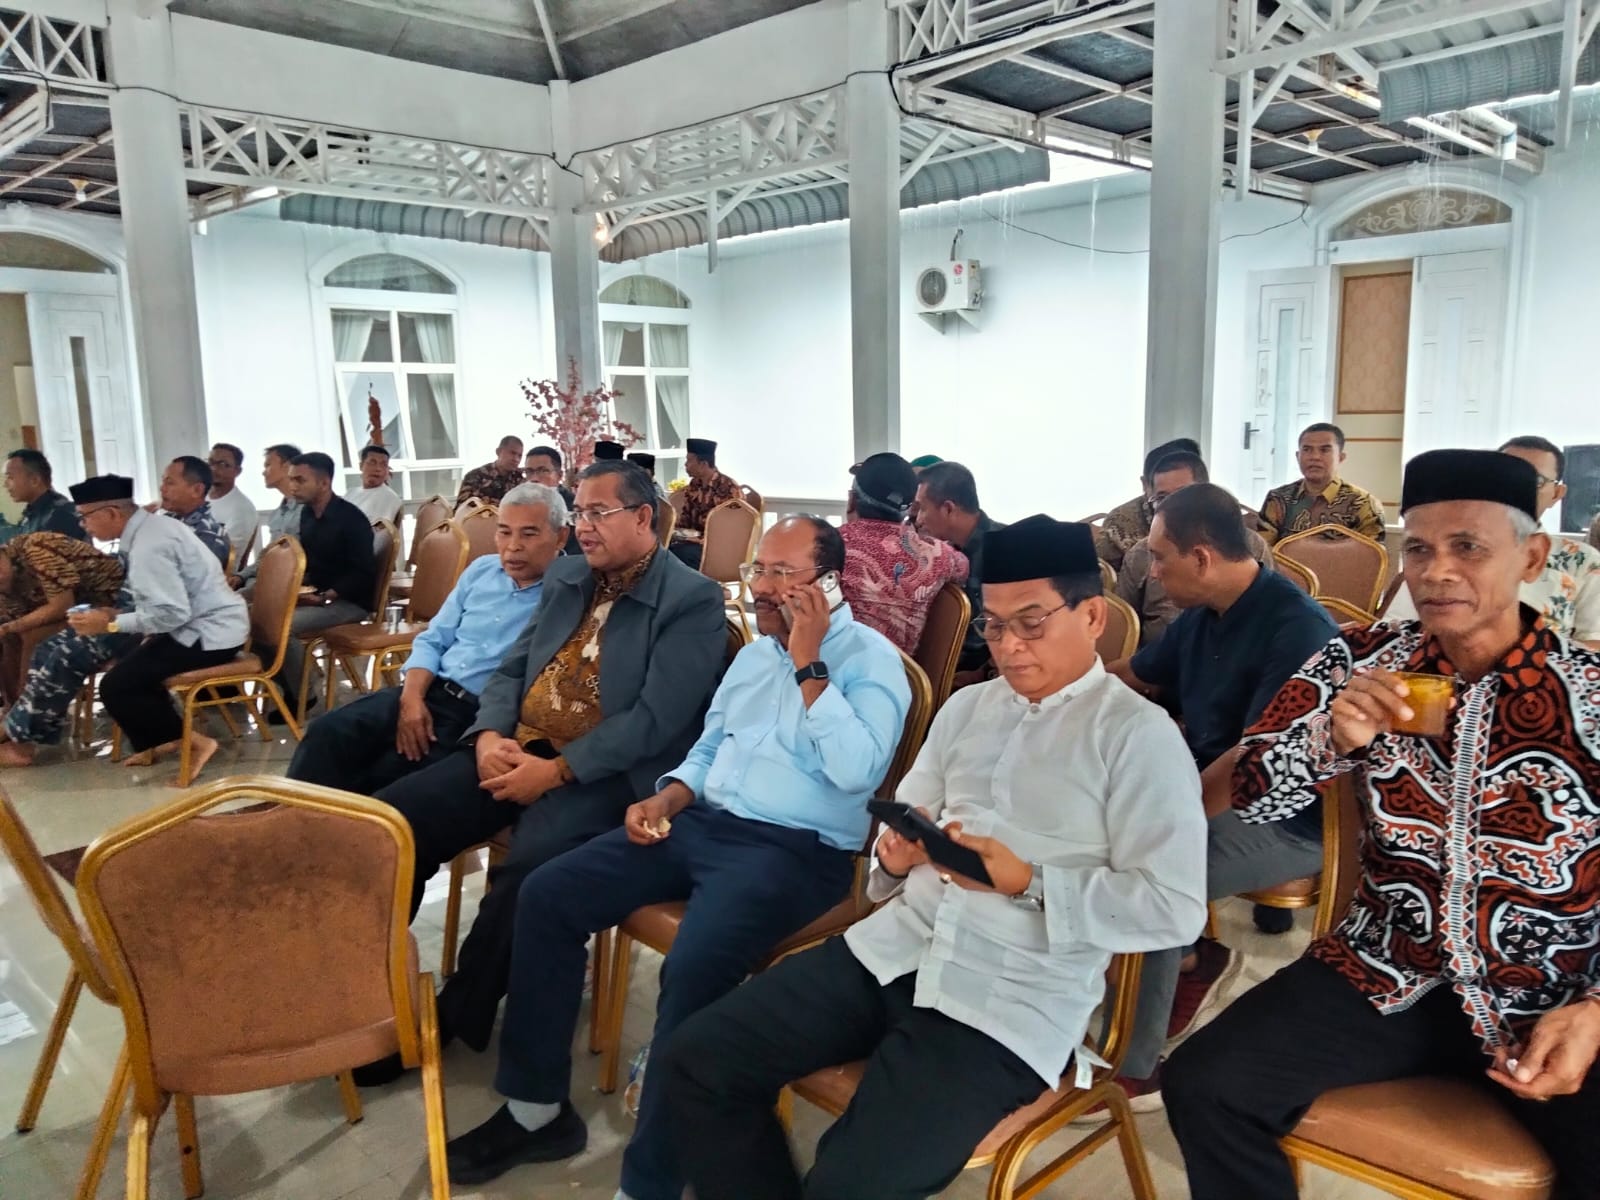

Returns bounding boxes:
[1234,614,1600,1054]
[1259,478,1386,544]
[675,471,741,538]
[164,501,230,568]
[455,462,525,507]
[0,532,125,622]
[839,518,969,655]
[1093,494,1150,572]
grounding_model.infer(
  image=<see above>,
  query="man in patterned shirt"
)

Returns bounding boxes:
[456,436,526,507]
[154,456,230,567]
[1165,449,1600,1200]
[0,531,125,705]
[839,452,968,655]
[1258,422,1386,545]
[1094,437,1200,571]
[668,437,740,569]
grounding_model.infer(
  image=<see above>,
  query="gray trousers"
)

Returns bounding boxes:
[269,600,366,706]
[1122,810,1324,1079]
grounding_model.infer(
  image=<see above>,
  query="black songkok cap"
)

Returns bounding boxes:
[851,452,918,516]
[686,437,717,457]
[69,474,134,504]
[626,452,656,472]
[984,515,1098,584]
[1401,449,1539,522]
[593,440,624,461]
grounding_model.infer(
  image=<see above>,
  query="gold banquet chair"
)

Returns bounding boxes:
[75,776,451,1200]
[460,503,499,563]
[1097,591,1140,663]
[391,493,452,602]
[1274,556,1321,596]
[910,580,970,715]
[296,518,400,720]
[699,498,761,620]
[1276,525,1388,616]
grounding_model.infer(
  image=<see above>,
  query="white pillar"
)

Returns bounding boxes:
[546,81,602,394]
[1143,0,1225,452]
[106,0,207,475]
[847,0,900,461]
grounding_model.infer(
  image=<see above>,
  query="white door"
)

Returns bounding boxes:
[1404,248,1506,462]
[1243,268,1334,502]
[24,292,140,488]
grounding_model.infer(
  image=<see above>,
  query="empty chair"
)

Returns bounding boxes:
[910,581,970,714]
[1273,556,1320,595]
[460,504,499,563]
[1275,525,1388,615]
[1097,591,1140,663]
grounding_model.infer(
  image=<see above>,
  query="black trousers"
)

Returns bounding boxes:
[1164,956,1600,1200]
[373,747,632,1049]
[668,540,703,569]
[287,680,478,795]
[99,635,243,752]
[660,935,1046,1200]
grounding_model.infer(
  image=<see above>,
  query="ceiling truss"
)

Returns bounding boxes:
[0,8,106,89]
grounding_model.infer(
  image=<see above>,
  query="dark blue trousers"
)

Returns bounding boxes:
[495,803,854,1200]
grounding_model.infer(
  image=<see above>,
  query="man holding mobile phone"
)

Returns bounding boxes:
[658,515,1208,1199]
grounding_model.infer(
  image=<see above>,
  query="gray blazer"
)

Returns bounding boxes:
[464,549,728,798]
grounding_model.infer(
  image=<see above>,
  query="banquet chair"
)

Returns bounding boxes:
[1097,592,1140,663]
[911,581,970,714]
[1276,526,1388,615]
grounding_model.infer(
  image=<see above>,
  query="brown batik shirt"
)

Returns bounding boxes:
[0,532,126,624]
[674,471,741,538]
[456,462,526,507]
[1094,493,1152,572]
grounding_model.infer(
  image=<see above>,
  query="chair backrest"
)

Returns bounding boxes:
[249,536,308,674]
[656,498,678,547]
[1094,952,1143,1074]
[455,495,485,519]
[407,494,451,568]
[911,581,970,714]
[1321,774,1365,934]
[367,519,400,615]
[460,505,499,563]
[1098,559,1116,590]
[75,775,422,1114]
[239,525,259,573]
[0,788,114,1002]
[1275,556,1321,595]
[739,484,764,514]
[668,489,687,517]
[1097,591,1140,663]
[1317,594,1374,629]
[724,614,750,665]
[699,498,760,585]
[1077,512,1108,526]
[407,520,472,622]
[224,541,236,576]
[1276,525,1389,615]
[879,652,934,803]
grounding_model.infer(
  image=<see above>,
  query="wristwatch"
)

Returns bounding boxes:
[794,661,830,686]
[106,620,120,634]
[1010,863,1045,912]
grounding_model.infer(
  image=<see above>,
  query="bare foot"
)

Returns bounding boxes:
[170,733,220,788]
[125,740,182,768]
[0,741,37,767]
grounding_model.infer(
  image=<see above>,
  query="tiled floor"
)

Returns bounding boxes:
[0,716,1392,1199]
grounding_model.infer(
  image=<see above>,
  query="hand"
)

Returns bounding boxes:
[626,794,675,845]
[227,575,244,591]
[876,808,932,877]
[395,695,436,762]
[1330,669,1416,756]
[67,607,116,635]
[474,731,524,781]
[945,826,1033,897]
[1486,1000,1600,1101]
[296,591,325,608]
[783,581,831,666]
[480,754,564,805]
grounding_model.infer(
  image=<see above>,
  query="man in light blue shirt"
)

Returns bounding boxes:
[442,516,910,1199]
[288,483,566,795]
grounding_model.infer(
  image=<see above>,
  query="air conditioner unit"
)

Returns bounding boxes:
[915,259,982,314]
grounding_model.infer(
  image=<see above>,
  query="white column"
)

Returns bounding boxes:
[106,0,207,475]
[1143,0,1225,452]
[847,0,900,461]
[546,81,602,394]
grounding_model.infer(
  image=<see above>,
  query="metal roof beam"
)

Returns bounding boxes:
[530,0,566,80]
[0,127,113,198]
[1556,0,1583,147]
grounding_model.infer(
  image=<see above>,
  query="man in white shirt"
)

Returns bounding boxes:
[346,443,404,526]
[205,443,261,570]
[658,515,1208,1200]
[230,443,303,590]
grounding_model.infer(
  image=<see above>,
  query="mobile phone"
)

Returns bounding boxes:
[866,799,994,887]
[781,570,844,628]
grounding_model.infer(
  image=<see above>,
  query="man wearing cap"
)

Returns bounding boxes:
[841,452,969,655]
[1095,437,1201,572]
[669,437,739,569]
[0,475,248,774]
[593,440,625,463]
[660,516,1208,1198]
[1164,450,1600,1200]
[627,451,669,503]
[457,436,526,507]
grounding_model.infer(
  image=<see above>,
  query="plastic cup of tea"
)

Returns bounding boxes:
[385,604,404,633]
[1393,672,1452,737]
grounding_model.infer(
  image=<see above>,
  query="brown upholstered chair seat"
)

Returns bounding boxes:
[165,653,264,687]
[619,889,873,969]
[1253,873,1318,900]
[1289,1077,1554,1200]
[321,620,429,655]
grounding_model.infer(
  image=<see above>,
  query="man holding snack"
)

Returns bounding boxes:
[442,515,910,1199]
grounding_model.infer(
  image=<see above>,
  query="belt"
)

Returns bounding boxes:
[431,678,478,706]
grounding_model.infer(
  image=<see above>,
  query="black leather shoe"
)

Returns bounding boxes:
[1253,904,1294,934]
[447,1102,587,1185]
[350,1053,408,1087]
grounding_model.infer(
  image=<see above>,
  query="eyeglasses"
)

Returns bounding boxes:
[567,504,643,527]
[971,603,1070,643]
[1533,472,1562,488]
[738,563,822,584]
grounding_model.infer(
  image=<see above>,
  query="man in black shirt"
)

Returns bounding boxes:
[1107,483,1338,1108]
[2,450,86,544]
[913,461,1004,681]
[262,451,377,720]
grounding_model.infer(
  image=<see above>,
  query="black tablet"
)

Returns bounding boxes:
[867,799,993,887]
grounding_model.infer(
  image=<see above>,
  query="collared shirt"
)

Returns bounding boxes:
[0,532,124,620]
[117,509,249,650]
[839,518,970,655]
[1234,614,1600,1054]
[299,494,377,606]
[404,554,544,696]
[456,462,524,507]
[206,487,261,568]
[664,604,910,851]
[164,501,230,567]
[1094,493,1150,571]
[1131,565,1338,839]
[20,490,86,542]
[955,511,1004,670]
[1117,529,1276,648]
[238,495,304,582]
[1259,477,1386,544]
[1385,533,1600,644]
[346,482,404,527]
[845,662,1207,1085]
[675,470,741,537]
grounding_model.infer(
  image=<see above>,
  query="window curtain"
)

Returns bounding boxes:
[648,322,688,368]
[653,377,689,448]
[603,322,628,369]
[332,311,375,363]
[406,313,458,460]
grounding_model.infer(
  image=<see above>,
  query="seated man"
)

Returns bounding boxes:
[1117,450,1274,647]
[457,436,527,507]
[1258,422,1385,544]
[1,449,85,544]
[1094,437,1200,571]
[913,461,1004,681]
[443,516,911,1195]
[345,444,404,526]
[1107,483,1337,1107]
[362,460,726,1071]
[153,455,230,567]
[205,443,260,570]
[658,516,1208,1200]
[1165,449,1600,1200]
[667,437,739,569]
[288,483,565,794]
[229,443,302,590]
[840,452,969,655]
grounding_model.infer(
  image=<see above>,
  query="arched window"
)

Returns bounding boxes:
[600,275,690,479]
[322,252,461,499]
[1332,189,1511,242]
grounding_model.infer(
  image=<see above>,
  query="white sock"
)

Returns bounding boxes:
[506,1098,561,1132]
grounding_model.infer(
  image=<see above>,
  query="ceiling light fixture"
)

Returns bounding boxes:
[593,214,610,246]
[69,177,88,202]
